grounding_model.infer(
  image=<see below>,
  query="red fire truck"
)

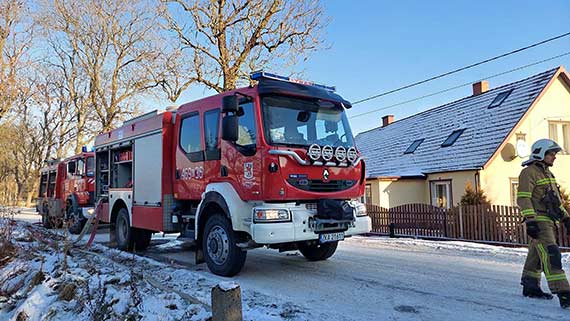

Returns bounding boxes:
[36,150,96,234]
[93,72,371,276]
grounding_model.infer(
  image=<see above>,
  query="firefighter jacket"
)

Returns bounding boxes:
[517,161,570,222]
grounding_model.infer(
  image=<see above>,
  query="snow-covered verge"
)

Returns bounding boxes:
[0,213,309,321]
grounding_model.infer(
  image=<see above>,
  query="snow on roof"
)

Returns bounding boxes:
[355,67,560,179]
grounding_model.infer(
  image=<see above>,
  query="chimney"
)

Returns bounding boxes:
[472,80,489,95]
[382,115,394,127]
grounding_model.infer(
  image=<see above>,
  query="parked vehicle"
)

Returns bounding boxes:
[93,72,371,276]
[36,150,95,234]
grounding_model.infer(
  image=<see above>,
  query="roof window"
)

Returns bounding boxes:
[441,129,465,147]
[404,139,424,154]
[488,90,512,108]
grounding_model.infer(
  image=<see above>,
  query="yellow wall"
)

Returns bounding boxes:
[482,75,570,205]
[375,178,425,208]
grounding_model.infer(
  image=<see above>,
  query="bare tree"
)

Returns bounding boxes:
[161,0,327,93]
[0,0,34,120]
[40,0,163,132]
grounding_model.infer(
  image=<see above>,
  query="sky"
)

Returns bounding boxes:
[154,0,570,135]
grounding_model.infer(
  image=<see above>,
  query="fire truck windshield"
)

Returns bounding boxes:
[261,95,355,148]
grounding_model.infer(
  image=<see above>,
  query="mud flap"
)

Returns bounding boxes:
[195,248,205,264]
[547,245,562,270]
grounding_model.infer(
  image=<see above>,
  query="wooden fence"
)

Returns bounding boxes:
[367,203,570,247]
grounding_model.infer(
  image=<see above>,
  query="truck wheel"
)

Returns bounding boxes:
[298,241,338,261]
[133,228,152,251]
[69,209,86,235]
[115,208,134,251]
[202,214,246,276]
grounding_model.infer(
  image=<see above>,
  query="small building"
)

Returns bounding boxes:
[355,66,570,208]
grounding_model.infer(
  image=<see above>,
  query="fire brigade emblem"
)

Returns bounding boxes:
[244,162,254,180]
[323,169,330,182]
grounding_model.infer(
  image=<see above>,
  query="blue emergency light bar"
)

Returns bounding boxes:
[250,71,336,92]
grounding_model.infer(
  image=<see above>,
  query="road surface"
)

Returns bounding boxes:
[12,209,570,321]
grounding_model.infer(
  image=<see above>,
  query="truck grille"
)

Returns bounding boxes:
[287,179,356,192]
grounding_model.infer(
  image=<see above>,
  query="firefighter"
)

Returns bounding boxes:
[518,139,570,309]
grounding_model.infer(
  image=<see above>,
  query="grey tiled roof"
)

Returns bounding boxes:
[355,67,560,178]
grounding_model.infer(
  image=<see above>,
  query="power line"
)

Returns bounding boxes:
[349,51,570,119]
[352,31,570,105]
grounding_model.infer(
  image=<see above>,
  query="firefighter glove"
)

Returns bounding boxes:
[526,220,540,239]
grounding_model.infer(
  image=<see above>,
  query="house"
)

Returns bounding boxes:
[355,66,570,208]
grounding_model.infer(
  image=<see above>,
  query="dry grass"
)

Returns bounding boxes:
[0,206,17,267]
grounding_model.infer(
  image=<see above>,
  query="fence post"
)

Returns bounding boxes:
[459,206,464,239]
[389,223,395,238]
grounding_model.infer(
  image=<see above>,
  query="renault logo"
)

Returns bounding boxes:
[323,169,330,182]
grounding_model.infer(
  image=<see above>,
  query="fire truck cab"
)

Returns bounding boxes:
[94,72,371,276]
[36,150,95,233]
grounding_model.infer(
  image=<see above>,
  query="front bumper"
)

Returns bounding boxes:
[250,203,371,244]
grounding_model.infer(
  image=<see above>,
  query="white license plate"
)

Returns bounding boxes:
[319,232,345,243]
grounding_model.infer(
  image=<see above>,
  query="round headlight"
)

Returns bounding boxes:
[347,147,358,163]
[322,145,334,161]
[335,146,347,162]
[308,144,321,161]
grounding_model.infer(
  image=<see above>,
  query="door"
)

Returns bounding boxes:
[221,100,262,199]
[431,180,452,209]
[176,112,205,199]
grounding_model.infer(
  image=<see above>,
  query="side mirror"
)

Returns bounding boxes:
[222,115,239,142]
[222,95,239,113]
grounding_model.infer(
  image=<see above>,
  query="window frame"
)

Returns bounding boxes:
[429,180,453,209]
[488,89,513,109]
[233,99,258,157]
[179,112,204,162]
[203,108,221,161]
[548,121,570,154]
[510,178,519,207]
[404,138,425,154]
[441,129,465,147]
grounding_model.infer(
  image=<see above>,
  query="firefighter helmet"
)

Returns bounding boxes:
[522,139,563,166]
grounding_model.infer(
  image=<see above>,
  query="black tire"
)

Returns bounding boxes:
[298,241,338,261]
[115,208,134,251]
[68,208,86,235]
[133,228,152,251]
[202,214,246,277]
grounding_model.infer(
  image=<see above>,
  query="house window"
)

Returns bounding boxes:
[364,184,372,204]
[548,121,570,153]
[404,138,424,154]
[510,178,519,207]
[430,180,452,209]
[488,90,512,109]
[441,129,465,147]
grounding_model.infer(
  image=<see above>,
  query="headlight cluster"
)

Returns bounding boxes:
[308,144,359,165]
[253,209,291,223]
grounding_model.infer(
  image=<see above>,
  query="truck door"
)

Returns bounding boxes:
[177,112,205,199]
[222,100,262,199]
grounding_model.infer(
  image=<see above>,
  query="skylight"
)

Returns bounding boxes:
[404,139,424,154]
[441,129,465,147]
[488,90,512,108]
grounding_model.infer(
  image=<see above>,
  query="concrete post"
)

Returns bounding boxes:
[211,282,243,321]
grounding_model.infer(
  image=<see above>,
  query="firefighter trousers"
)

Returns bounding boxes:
[522,220,570,293]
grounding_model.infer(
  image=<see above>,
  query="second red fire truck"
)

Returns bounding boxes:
[93,72,371,276]
[36,150,95,234]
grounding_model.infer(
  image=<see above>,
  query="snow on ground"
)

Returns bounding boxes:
[1,211,314,321]
[5,209,570,320]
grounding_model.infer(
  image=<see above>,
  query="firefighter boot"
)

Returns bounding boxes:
[559,292,570,309]
[521,276,553,300]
